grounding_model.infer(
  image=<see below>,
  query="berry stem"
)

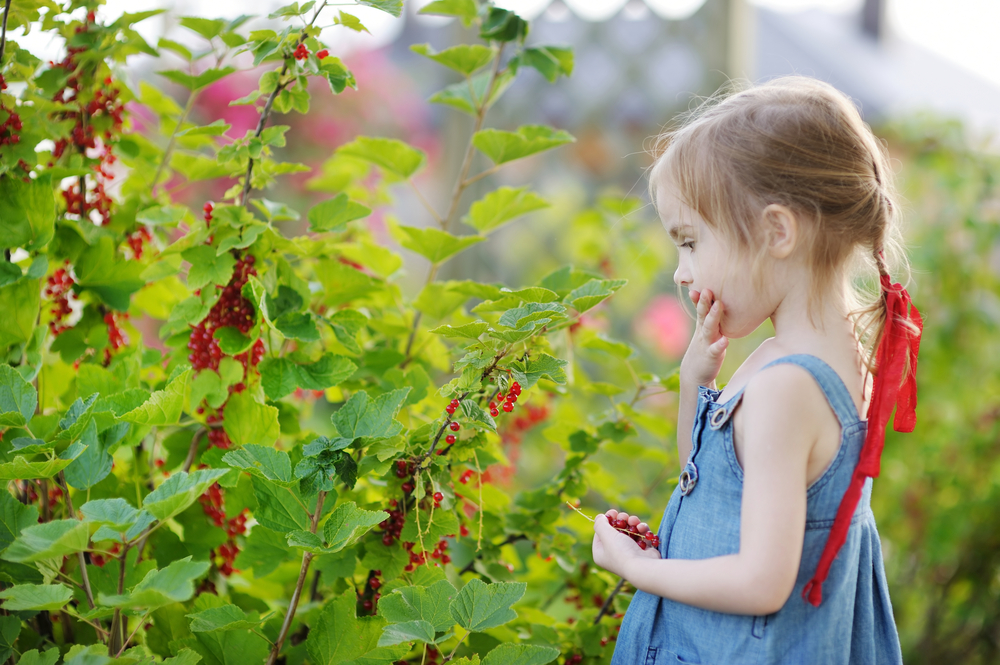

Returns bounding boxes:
[0,0,12,67]
[594,578,625,625]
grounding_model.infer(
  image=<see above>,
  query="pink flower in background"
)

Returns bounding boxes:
[634,295,691,359]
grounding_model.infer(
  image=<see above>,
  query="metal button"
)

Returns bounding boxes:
[679,462,699,496]
[710,408,727,428]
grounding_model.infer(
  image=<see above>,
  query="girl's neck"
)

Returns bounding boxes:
[769,273,857,352]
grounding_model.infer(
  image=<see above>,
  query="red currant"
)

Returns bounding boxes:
[445,434,456,445]
[433,492,443,502]
[502,402,514,413]
[449,421,460,432]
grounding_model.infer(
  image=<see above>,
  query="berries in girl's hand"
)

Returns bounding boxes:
[604,507,660,549]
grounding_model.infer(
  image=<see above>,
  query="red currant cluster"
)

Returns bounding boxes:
[358,569,382,613]
[91,542,120,568]
[500,403,549,445]
[458,469,476,485]
[205,414,232,450]
[378,498,407,546]
[198,482,248,576]
[565,654,585,665]
[44,263,76,336]
[488,380,521,417]
[187,253,258,372]
[402,538,451,572]
[203,201,214,224]
[126,226,152,260]
[293,43,309,60]
[103,312,128,364]
[0,103,23,148]
[316,49,329,59]
[605,509,659,550]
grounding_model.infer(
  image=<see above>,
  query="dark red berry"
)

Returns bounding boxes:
[445,434,456,445]
[433,492,443,502]
[449,421,460,432]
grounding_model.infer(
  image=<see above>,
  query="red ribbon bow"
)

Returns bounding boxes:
[802,274,923,607]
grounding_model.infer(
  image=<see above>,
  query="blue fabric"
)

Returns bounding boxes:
[611,355,903,665]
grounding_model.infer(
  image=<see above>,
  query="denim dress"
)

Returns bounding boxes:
[612,355,903,665]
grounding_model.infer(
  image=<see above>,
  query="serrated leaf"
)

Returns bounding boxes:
[510,353,568,390]
[15,648,60,665]
[180,16,226,39]
[296,354,356,391]
[251,476,311,532]
[325,388,410,450]
[234,525,290,578]
[358,0,402,16]
[306,594,409,665]
[222,445,293,486]
[337,137,425,179]
[482,644,560,665]
[460,399,497,433]
[2,519,90,563]
[428,322,489,340]
[377,620,435,646]
[98,557,209,609]
[222,391,280,447]
[566,278,627,313]
[213,327,254,354]
[274,312,320,342]
[308,193,371,232]
[419,0,478,25]
[79,498,143,531]
[121,369,191,426]
[449,579,525,632]
[63,419,112,490]
[379,579,457,632]
[392,225,484,264]
[0,492,38,553]
[0,583,73,611]
[411,43,495,76]
[498,302,567,329]
[0,364,36,427]
[142,468,229,521]
[518,46,574,82]
[187,604,265,632]
[159,67,236,91]
[183,245,236,290]
[464,187,549,234]
[472,126,574,166]
[323,502,387,553]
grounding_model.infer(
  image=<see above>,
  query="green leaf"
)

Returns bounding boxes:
[0,450,84,481]
[0,173,55,251]
[63,419,112,490]
[0,262,22,287]
[337,137,425,179]
[565,278,627,313]
[158,37,193,61]
[80,498,144,531]
[183,246,237,290]
[429,69,515,116]
[250,476,311,532]
[498,302,567,329]
[222,445,294,486]
[518,46,574,82]
[428,321,489,340]
[180,16,226,39]
[142,468,229,521]
[99,557,209,609]
[0,583,74,611]
[314,388,410,452]
[0,277,40,348]
[15,649,60,665]
[159,67,236,91]
[0,364,36,427]
[258,357,298,401]
[213,326,254,354]
[274,312,320,342]
[0,492,38,553]
[2,519,90,563]
[378,579,458,632]
[187,604,266,632]
[480,7,527,42]
[460,399,497,433]
[121,369,191,426]
[223,391,280,447]
[308,193,372,232]
[510,353,568,390]
[472,126,574,165]
[285,530,326,553]
[482,644,560,665]
[0,615,17,663]
[323,502,387,553]
[74,236,146,310]
[377,620,435,646]
[235,525,290,578]
[411,44,495,76]
[306,594,409,665]
[392,225,484,264]
[296,354,356,391]
[357,0,403,16]
[464,187,549,234]
[538,265,605,295]
[449,579,525,632]
[418,0,478,25]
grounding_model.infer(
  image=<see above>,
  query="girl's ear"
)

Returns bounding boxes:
[762,204,799,259]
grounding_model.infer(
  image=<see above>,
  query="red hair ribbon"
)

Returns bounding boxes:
[802,273,923,607]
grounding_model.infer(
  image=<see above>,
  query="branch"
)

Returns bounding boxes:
[58,472,97,612]
[457,533,526,575]
[266,490,326,665]
[594,578,625,624]
[150,85,200,197]
[181,428,205,473]
[0,0,12,67]
[108,541,131,655]
[240,1,328,208]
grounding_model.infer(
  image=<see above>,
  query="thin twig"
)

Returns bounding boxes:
[59,472,97,611]
[457,534,526,575]
[182,429,205,473]
[0,0,12,66]
[150,85,200,196]
[266,490,326,665]
[594,579,625,624]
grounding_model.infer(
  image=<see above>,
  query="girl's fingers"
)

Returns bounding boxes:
[710,336,729,355]
[627,515,640,527]
[689,289,701,306]
[703,299,723,338]
[695,289,712,324]
[605,508,618,520]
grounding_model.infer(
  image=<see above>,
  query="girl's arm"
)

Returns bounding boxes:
[676,288,728,464]
[593,364,822,616]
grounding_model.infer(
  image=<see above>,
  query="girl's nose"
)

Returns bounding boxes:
[673,264,692,288]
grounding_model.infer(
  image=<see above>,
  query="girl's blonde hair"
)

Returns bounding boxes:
[647,75,907,371]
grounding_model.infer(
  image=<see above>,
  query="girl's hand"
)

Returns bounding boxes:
[592,512,660,578]
[680,288,729,387]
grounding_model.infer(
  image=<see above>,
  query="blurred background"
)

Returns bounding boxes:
[15,0,1000,661]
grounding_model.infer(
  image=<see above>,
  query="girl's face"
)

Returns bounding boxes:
[656,179,778,339]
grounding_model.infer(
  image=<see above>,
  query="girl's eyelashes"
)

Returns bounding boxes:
[680,240,695,250]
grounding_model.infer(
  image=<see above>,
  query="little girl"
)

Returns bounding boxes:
[592,76,922,664]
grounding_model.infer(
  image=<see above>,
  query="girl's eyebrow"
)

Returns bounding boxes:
[666,223,694,243]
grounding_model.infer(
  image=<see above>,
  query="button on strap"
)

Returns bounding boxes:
[679,461,699,496]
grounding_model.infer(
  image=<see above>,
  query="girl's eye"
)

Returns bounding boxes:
[680,241,695,250]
